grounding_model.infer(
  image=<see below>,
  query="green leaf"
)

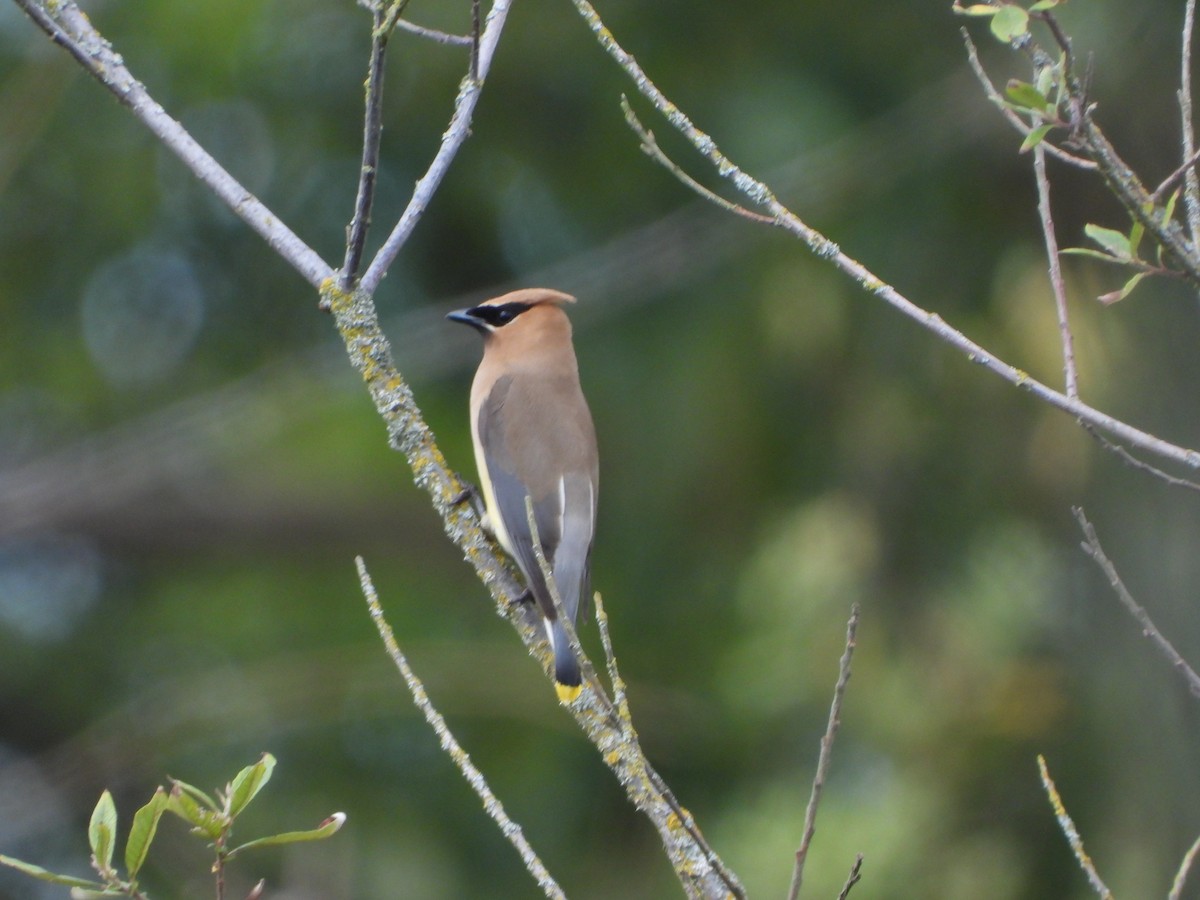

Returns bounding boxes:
[1098,271,1148,304]
[1128,219,1145,259]
[1060,247,1126,262]
[952,2,1000,16]
[0,855,105,889]
[1020,123,1054,153]
[991,4,1030,41]
[1029,0,1062,11]
[1084,223,1132,259]
[1035,65,1054,99]
[125,787,168,878]
[88,791,117,873]
[1162,186,1182,225]
[227,753,276,819]
[169,779,218,811]
[226,812,347,859]
[167,784,225,839]
[1005,80,1050,112]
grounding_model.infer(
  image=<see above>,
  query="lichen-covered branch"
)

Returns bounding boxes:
[320,282,745,899]
[356,557,567,900]
[1037,755,1113,900]
[568,0,1200,475]
[11,0,333,290]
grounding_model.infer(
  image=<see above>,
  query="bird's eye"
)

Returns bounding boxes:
[474,302,529,327]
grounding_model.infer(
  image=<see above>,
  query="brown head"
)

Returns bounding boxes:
[446,288,577,363]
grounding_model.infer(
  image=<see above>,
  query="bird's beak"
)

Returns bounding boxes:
[446,308,484,330]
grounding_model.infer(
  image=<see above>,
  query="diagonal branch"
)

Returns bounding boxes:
[787,604,860,900]
[355,556,567,900]
[1033,143,1079,398]
[358,0,514,295]
[569,0,1200,475]
[1038,755,1114,900]
[11,0,333,290]
[339,3,400,290]
[1073,508,1200,699]
[1170,832,1200,900]
[320,281,745,899]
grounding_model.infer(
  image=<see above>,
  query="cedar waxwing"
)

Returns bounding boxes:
[447,288,599,703]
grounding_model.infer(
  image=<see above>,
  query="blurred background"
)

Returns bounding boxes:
[2,0,1200,897]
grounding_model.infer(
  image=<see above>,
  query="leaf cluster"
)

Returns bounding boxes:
[0,754,344,899]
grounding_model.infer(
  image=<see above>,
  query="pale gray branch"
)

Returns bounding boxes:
[359,0,514,295]
[570,0,1200,474]
[787,605,860,900]
[11,0,333,290]
[1037,755,1113,899]
[1180,0,1200,240]
[1033,144,1079,398]
[356,557,567,900]
[1073,508,1200,699]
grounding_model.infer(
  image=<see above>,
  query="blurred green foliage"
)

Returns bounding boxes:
[2,1,1200,898]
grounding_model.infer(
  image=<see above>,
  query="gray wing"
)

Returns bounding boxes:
[478,375,596,625]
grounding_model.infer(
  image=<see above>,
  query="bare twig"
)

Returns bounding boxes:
[787,604,860,900]
[355,556,567,900]
[621,96,774,224]
[1033,143,1079,397]
[470,0,482,81]
[1152,146,1200,203]
[12,0,332,290]
[394,18,473,46]
[592,591,631,724]
[359,0,513,295]
[339,3,396,290]
[1180,0,1200,241]
[1037,755,1113,899]
[1083,425,1200,493]
[836,855,864,900]
[961,29,1097,171]
[1169,833,1200,900]
[1073,507,1200,699]
[569,0,1200,473]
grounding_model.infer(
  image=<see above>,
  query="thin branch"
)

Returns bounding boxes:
[1152,145,1200,203]
[1180,0,1200,241]
[961,29,1097,171]
[836,855,864,900]
[621,96,775,224]
[12,0,332,290]
[1037,755,1113,900]
[470,0,482,82]
[394,18,473,46]
[593,591,631,724]
[1033,143,1079,398]
[1169,833,1200,900]
[339,3,396,290]
[1083,425,1200,493]
[355,557,567,900]
[569,0,1200,474]
[1073,507,1200,699]
[787,604,860,900]
[359,0,514,295]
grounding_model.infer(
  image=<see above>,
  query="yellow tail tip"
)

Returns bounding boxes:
[556,682,582,703]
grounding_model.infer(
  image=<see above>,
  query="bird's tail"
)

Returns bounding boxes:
[547,617,582,703]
